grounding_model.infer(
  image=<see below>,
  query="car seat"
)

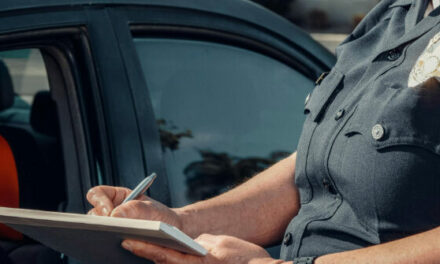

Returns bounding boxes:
[0,60,22,241]
[29,90,65,210]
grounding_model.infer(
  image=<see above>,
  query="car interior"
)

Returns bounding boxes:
[0,50,66,264]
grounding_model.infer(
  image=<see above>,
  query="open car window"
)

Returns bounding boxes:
[0,48,66,212]
[0,32,101,263]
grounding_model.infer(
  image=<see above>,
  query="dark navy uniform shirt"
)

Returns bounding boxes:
[281,0,440,260]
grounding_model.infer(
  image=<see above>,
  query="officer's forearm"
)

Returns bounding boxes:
[175,152,300,246]
[315,226,440,264]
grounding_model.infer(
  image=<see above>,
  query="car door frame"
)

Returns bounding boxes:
[0,6,154,212]
[0,23,95,214]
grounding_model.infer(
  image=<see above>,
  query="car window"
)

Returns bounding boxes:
[0,42,99,263]
[0,48,66,213]
[134,38,314,207]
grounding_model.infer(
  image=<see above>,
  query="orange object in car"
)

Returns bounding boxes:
[0,135,22,240]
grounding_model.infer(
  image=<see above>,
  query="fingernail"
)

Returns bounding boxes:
[122,241,132,251]
[102,207,109,216]
[90,211,96,216]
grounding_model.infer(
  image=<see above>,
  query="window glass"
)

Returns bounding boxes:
[134,38,314,207]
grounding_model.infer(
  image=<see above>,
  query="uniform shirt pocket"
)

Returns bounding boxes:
[341,89,440,240]
[344,86,440,154]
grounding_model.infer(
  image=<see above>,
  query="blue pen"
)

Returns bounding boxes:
[122,173,157,204]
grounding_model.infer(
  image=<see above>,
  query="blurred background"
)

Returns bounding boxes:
[251,0,381,53]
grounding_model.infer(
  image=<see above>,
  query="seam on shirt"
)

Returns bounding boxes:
[293,198,343,258]
[323,105,358,195]
[372,149,382,243]
[323,106,380,236]
[300,123,319,205]
[373,138,440,156]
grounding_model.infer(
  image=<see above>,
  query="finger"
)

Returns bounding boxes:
[111,200,151,219]
[195,240,214,252]
[121,240,203,264]
[195,234,243,253]
[87,208,99,216]
[194,234,217,249]
[86,186,115,216]
[87,186,131,206]
[87,186,131,216]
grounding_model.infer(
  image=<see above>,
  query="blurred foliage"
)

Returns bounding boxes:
[157,119,291,202]
[184,150,290,202]
[157,119,193,151]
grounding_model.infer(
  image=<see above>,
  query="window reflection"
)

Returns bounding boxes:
[134,38,313,207]
[184,150,290,201]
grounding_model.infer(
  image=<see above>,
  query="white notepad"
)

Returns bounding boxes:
[0,207,207,264]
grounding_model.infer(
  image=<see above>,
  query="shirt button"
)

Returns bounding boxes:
[387,49,401,61]
[283,232,293,245]
[334,109,345,120]
[372,124,386,141]
[304,93,311,105]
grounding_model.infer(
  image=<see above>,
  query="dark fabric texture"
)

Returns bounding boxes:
[0,241,62,264]
[8,244,62,264]
[30,91,60,138]
[280,0,440,260]
[0,60,14,111]
[0,246,12,264]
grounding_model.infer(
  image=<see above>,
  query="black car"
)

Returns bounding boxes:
[0,0,335,263]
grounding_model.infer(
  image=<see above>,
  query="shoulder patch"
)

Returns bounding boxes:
[408,32,440,88]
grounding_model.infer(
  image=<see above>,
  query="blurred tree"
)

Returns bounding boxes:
[157,119,193,151]
[184,150,290,201]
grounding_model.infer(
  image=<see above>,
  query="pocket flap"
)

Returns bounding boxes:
[344,93,440,155]
[305,69,344,122]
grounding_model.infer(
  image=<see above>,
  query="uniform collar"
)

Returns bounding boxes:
[388,0,424,32]
[405,0,428,30]
[389,0,413,8]
[373,0,440,61]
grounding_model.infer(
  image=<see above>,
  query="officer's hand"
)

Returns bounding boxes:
[121,234,278,264]
[87,186,134,216]
[86,186,183,230]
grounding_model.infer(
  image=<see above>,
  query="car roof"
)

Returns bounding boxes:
[0,0,335,69]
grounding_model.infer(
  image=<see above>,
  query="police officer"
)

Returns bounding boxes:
[87,0,440,263]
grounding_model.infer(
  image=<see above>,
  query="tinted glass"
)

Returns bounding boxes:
[134,38,314,207]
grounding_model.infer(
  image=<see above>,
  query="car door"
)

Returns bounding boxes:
[106,0,336,258]
[0,4,151,264]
